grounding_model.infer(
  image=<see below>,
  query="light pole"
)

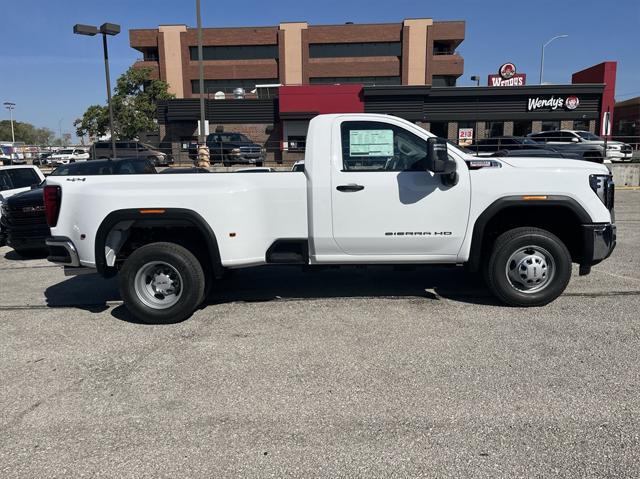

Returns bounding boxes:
[470,75,480,87]
[73,23,120,159]
[195,0,210,167]
[539,34,568,85]
[3,102,16,143]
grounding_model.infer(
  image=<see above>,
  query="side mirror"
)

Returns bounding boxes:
[571,137,580,143]
[426,137,456,174]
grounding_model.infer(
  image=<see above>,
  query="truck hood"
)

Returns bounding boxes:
[498,156,609,173]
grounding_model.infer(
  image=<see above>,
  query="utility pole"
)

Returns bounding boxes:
[3,102,16,143]
[196,0,210,167]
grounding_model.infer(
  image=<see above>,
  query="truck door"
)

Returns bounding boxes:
[330,119,471,256]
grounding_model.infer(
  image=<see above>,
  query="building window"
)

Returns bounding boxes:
[189,44,279,61]
[573,119,590,131]
[513,121,532,137]
[192,78,279,94]
[431,75,457,87]
[141,47,159,61]
[541,120,561,132]
[485,121,504,138]
[309,42,401,58]
[309,76,401,86]
[433,41,456,55]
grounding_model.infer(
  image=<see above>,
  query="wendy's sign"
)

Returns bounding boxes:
[488,62,526,86]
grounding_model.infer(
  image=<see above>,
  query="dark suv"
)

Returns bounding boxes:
[188,133,266,166]
[92,141,172,166]
[0,158,156,257]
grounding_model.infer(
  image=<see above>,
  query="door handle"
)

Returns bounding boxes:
[336,184,365,192]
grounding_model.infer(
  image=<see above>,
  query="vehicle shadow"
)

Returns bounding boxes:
[206,265,497,306]
[4,250,48,260]
[43,265,499,321]
[44,273,119,313]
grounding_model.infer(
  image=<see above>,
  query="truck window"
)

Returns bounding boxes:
[340,121,428,172]
[3,168,40,189]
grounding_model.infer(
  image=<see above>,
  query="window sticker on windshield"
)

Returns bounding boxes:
[349,129,394,157]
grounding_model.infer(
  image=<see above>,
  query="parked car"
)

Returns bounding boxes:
[1,145,27,165]
[0,158,156,257]
[45,113,616,324]
[468,137,571,156]
[291,160,305,172]
[0,165,44,203]
[49,148,90,165]
[188,133,266,166]
[0,165,46,247]
[92,141,172,166]
[528,130,632,162]
[32,151,55,166]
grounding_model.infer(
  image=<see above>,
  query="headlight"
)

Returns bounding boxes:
[606,145,621,150]
[589,174,615,209]
[231,148,241,155]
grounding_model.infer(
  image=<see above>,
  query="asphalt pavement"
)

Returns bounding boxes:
[1,191,639,478]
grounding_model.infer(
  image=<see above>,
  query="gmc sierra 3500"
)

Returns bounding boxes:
[44,114,616,324]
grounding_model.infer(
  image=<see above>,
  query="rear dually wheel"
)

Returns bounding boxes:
[119,242,205,324]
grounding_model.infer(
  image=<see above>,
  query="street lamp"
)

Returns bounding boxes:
[3,102,15,143]
[470,75,481,87]
[195,0,210,167]
[73,22,121,158]
[539,34,568,85]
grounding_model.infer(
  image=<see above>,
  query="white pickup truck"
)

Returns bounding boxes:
[44,114,616,323]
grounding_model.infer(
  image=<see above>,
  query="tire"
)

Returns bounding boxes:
[484,227,572,307]
[119,242,205,324]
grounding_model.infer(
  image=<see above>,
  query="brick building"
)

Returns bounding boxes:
[130,19,465,97]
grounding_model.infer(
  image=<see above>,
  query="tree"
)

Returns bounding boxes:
[75,67,174,141]
[74,105,109,140]
[0,120,55,145]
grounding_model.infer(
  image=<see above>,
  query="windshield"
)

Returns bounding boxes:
[57,149,74,154]
[577,131,603,141]
[522,138,537,144]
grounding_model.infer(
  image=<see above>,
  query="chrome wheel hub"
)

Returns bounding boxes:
[505,246,555,294]
[134,262,183,309]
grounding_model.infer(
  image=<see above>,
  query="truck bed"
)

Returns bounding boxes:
[48,172,308,268]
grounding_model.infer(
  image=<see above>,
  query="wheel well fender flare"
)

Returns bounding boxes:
[94,208,223,278]
[467,195,591,272]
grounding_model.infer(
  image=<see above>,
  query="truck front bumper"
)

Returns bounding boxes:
[579,223,616,272]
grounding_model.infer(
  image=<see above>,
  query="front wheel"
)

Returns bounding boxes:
[119,242,205,324]
[484,227,572,307]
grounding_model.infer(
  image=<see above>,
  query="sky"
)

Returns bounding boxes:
[0,0,638,141]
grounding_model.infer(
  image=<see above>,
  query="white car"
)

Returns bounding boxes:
[528,130,633,162]
[0,166,46,240]
[291,160,305,172]
[46,113,616,323]
[49,148,90,165]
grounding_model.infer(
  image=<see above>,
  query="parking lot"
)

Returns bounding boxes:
[1,191,638,477]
